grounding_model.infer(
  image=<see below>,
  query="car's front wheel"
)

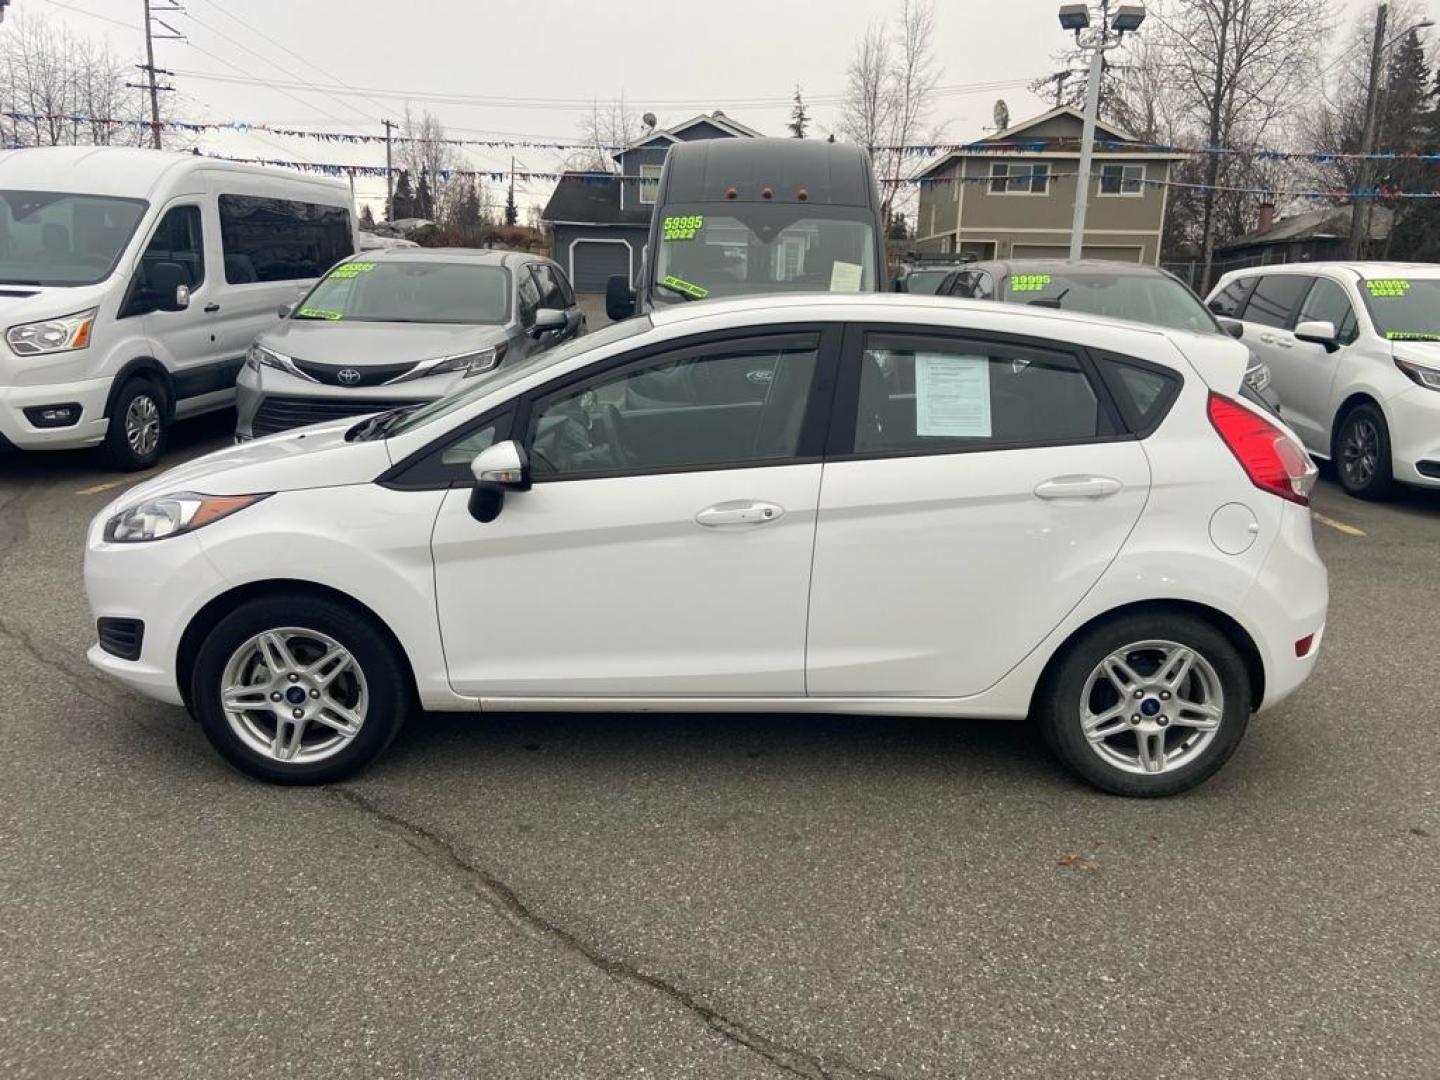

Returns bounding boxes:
[101,376,167,471]
[1040,614,1252,797]
[191,595,411,784]
[1334,402,1395,500]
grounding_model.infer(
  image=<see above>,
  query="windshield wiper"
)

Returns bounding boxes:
[349,404,418,442]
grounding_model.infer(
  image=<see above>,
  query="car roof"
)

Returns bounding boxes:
[0,145,349,198]
[662,137,874,207]
[969,258,1178,279]
[1223,261,1440,279]
[344,248,539,269]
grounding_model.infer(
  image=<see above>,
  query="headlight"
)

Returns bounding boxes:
[392,343,507,383]
[245,343,313,380]
[1395,356,1440,391]
[104,491,269,543]
[7,308,97,356]
[1244,357,1271,392]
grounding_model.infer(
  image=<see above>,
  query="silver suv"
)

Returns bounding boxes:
[1207,262,1440,499]
[236,249,585,440]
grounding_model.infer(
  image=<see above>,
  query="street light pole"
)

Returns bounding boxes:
[1349,3,1389,260]
[1060,2,1144,261]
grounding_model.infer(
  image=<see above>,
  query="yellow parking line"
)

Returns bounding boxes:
[1312,511,1366,537]
[75,476,150,496]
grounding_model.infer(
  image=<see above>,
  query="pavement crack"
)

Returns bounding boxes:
[332,786,907,1080]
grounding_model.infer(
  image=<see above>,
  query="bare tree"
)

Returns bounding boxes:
[1,13,178,149]
[1149,0,1331,287]
[839,0,940,231]
[397,106,467,224]
[567,95,640,172]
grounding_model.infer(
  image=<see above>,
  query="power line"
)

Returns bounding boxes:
[37,0,136,30]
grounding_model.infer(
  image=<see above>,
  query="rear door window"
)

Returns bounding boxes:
[843,333,1113,455]
[1208,277,1254,317]
[1242,275,1312,329]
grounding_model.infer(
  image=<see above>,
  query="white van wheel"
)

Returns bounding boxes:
[102,377,167,471]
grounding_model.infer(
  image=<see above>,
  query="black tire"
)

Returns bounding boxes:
[1039,613,1252,797]
[100,377,167,471]
[1333,402,1395,500]
[190,595,411,784]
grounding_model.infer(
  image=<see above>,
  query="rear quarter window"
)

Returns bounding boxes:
[1095,354,1182,437]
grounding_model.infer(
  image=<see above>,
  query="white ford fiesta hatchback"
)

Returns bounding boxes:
[85,294,1328,796]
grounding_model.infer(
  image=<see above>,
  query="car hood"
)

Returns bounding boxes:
[107,418,393,510]
[0,280,111,321]
[260,318,510,366]
[1390,339,1440,367]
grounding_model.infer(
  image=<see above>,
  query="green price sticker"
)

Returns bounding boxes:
[297,307,343,320]
[1010,273,1052,292]
[329,261,376,279]
[662,215,704,242]
[660,274,709,300]
[1366,278,1410,297]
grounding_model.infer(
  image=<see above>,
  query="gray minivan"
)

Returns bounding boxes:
[606,138,887,319]
[236,248,585,439]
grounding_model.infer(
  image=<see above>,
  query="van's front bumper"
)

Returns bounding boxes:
[0,376,111,450]
[1385,385,1440,488]
[235,363,457,440]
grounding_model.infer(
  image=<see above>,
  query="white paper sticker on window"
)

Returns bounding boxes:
[915,353,992,437]
[829,261,863,293]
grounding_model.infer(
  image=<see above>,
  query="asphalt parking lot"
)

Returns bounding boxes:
[2,413,1437,1080]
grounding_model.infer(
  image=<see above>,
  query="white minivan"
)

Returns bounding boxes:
[0,146,355,469]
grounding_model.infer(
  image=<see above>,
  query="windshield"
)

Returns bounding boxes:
[1002,270,1220,334]
[385,316,654,437]
[295,260,510,324]
[653,203,877,304]
[903,269,952,295]
[0,190,147,286]
[1359,277,1440,340]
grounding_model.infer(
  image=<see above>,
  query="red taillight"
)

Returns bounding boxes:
[1206,393,1317,506]
[1295,633,1315,658]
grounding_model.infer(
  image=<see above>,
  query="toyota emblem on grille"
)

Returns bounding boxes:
[337,368,362,385]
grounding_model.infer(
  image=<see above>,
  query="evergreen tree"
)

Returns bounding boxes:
[504,182,518,226]
[1377,30,1434,259]
[359,204,376,229]
[788,86,810,138]
[390,170,415,219]
[415,170,434,220]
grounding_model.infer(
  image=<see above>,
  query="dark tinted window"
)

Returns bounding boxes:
[1297,278,1359,345]
[552,265,577,306]
[1097,355,1181,435]
[218,195,352,284]
[1208,277,1254,317]
[1242,274,1311,329]
[517,269,541,326]
[529,335,818,477]
[852,334,1105,454]
[944,270,995,299]
[122,205,204,317]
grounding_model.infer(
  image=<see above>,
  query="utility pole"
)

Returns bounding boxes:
[383,119,398,221]
[131,0,184,150]
[1350,4,1389,260]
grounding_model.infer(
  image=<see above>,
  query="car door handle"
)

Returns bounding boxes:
[1274,336,1293,348]
[203,303,220,313]
[1258,333,1275,344]
[695,500,785,527]
[1033,475,1123,500]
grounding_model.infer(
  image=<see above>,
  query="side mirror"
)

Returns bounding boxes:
[150,261,190,312]
[605,274,635,320]
[1294,319,1339,352]
[1218,317,1244,339]
[467,440,530,523]
[531,308,566,337]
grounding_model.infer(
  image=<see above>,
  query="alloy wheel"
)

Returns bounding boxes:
[124,394,161,458]
[219,627,369,764]
[1340,416,1379,489]
[1078,639,1225,776]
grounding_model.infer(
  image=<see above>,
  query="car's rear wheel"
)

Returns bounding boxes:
[1334,402,1395,500]
[1040,613,1252,797]
[101,376,167,471]
[190,595,410,784]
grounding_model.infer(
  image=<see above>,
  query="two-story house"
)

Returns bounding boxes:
[912,106,1185,264]
[542,111,760,292]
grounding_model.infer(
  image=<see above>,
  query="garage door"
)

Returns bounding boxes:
[1012,244,1144,262]
[571,240,631,292]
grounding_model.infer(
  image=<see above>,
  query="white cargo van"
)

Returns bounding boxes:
[0,147,355,469]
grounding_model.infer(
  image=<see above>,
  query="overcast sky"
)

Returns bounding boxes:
[23,0,1440,219]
